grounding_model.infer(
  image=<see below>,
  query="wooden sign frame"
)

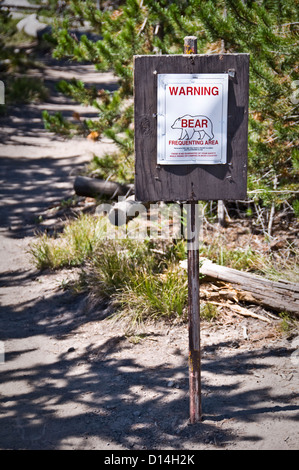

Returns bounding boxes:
[134,53,249,202]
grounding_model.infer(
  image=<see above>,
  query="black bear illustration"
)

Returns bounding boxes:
[171,114,214,140]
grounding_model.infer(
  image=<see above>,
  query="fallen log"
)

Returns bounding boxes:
[74,175,134,199]
[200,258,299,317]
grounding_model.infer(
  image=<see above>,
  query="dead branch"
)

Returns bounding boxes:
[206,300,272,323]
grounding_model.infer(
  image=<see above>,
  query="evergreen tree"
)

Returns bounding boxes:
[43,0,205,164]
[43,0,298,212]
[198,0,299,209]
[0,3,48,108]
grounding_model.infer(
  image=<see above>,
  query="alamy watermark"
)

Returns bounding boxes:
[96,200,203,250]
[0,81,4,105]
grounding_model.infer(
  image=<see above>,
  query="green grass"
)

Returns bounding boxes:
[111,265,188,329]
[200,242,260,272]
[200,239,299,282]
[30,212,298,329]
[30,214,188,327]
[256,249,299,283]
[278,312,297,333]
[201,302,219,322]
[30,214,107,269]
[80,238,188,326]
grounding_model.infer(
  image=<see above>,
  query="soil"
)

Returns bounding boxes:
[0,57,298,451]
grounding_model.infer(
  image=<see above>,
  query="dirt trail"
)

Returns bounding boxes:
[0,60,298,451]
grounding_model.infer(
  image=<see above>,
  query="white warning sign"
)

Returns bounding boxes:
[157,74,228,165]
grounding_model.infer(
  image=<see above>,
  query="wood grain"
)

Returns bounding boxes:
[134,53,249,202]
[200,259,299,316]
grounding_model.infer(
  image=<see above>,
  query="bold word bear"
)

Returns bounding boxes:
[171,115,214,141]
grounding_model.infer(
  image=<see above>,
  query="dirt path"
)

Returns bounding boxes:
[0,61,298,451]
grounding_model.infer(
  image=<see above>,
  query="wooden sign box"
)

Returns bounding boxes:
[134,53,249,202]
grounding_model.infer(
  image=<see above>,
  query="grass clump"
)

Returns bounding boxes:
[30,214,106,269]
[30,214,188,327]
[200,242,260,272]
[201,302,219,322]
[255,248,299,283]
[111,266,188,328]
[278,312,297,334]
[81,239,188,326]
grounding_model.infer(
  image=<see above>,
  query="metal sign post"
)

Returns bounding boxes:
[186,197,201,423]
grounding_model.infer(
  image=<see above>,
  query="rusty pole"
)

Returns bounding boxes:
[184,36,202,423]
[187,201,202,423]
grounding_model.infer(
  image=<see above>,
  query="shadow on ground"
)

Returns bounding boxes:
[0,59,118,236]
[0,274,298,449]
[0,154,87,233]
